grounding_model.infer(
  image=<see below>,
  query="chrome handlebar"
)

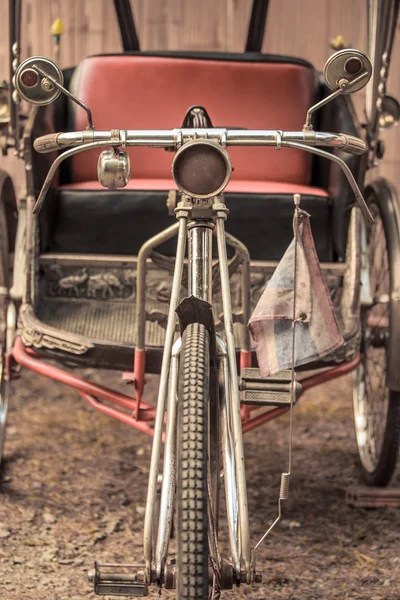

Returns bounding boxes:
[33,128,367,156]
[31,128,373,223]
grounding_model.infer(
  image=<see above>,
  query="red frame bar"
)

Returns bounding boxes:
[10,337,157,434]
[9,337,360,437]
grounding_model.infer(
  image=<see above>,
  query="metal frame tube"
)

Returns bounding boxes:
[143,215,187,580]
[8,0,21,143]
[215,213,251,574]
[245,0,270,52]
[285,141,373,224]
[217,337,240,578]
[188,223,213,302]
[113,0,140,52]
[135,223,179,351]
[224,231,251,352]
[155,339,181,581]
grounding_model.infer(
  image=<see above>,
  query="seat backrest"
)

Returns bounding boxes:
[69,52,316,185]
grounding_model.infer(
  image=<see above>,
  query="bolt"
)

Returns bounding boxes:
[41,78,54,92]
[254,571,262,584]
[338,77,349,90]
[87,569,95,582]
[392,290,400,302]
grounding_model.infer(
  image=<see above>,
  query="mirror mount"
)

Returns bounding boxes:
[14,56,94,130]
[31,64,94,130]
[303,49,372,132]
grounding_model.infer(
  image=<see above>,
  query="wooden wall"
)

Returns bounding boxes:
[0,0,399,194]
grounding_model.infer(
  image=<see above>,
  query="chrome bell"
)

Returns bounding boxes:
[97,149,130,189]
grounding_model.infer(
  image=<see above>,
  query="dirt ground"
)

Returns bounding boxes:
[0,367,399,600]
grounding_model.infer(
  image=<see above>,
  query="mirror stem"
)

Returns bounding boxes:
[303,70,369,131]
[303,87,343,131]
[32,64,94,130]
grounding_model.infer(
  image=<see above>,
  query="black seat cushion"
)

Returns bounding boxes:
[43,189,333,261]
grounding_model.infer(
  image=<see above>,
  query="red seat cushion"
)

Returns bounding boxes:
[70,54,316,186]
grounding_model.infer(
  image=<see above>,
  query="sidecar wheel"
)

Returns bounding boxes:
[0,172,17,467]
[0,342,10,466]
[353,197,400,486]
[177,322,210,600]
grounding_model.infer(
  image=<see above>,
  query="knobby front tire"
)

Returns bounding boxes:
[177,322,210,600]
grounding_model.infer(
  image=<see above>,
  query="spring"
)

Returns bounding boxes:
[279,472,290,500]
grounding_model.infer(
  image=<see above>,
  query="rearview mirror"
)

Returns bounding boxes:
[323,49,372,94]
[303,49,372,131]
[14,56,93,129]
[14,56,64,105]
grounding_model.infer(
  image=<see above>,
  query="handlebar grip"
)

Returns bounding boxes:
[339,134,366,156]
[33,133,64,154]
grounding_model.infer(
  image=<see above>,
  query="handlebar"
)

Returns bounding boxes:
[33,128,367,156]
[31,127,373,223]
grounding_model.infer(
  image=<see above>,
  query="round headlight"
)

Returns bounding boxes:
[172,139,232,199]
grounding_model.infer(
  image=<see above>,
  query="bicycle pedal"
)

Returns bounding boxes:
[89,563,148,597]
[240,368,300,407]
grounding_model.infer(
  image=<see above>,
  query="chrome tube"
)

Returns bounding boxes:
[217,337,240,578]
[143,215,188,580]
[215,212,251,574]
[188,223,213,302]
[224,231,251,352]
[54,129,356,150]
[155,339,181,581]
[285,141,373,224]
[32,141,114,214]
[135,223,179,351]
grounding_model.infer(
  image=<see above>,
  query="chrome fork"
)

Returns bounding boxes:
[215,200,251,577]
[145,196,251,583]
[154,219,214,579]
[155,337,181,581]
[217,336,240,579]
[143,204,189,580]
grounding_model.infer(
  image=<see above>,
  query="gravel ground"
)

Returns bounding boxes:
[0,367,399,600]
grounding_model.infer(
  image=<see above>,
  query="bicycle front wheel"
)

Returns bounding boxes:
[177,322,210,600]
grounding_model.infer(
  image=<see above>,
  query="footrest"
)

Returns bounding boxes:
[241,389,293,406]
[241,368,292,382]
[94,582,148,596]
[89,563,148,597]
[240,368,300,407]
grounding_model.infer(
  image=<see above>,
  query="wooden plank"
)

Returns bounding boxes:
[226,0,252,52]
[103,0,123,55]
[179,0,227,51]
[0,0,9,81]
[263,0,329,70]
[83,0,105,59]
[326,0,366,53]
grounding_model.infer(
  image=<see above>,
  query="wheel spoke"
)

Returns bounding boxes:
[354,202,393,479]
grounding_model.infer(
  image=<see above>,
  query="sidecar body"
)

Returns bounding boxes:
[19,48,361,373]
